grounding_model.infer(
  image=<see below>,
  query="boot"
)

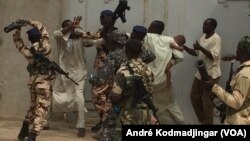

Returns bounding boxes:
[91,121,102,133]
[17,121,29,141]
[77,128,85,137]
[27,132,37,141]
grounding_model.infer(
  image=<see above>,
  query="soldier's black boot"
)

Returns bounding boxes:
[17,121,29,141]
[91,113,103,133]
[27,132,37,141]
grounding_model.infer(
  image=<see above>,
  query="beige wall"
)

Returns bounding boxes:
[0,0,68,119]
[1,0,250,124]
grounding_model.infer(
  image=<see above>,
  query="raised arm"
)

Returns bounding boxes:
[12,29,32,59]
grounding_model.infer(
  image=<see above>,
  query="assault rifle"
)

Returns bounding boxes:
[218,61,234,123]
[126,64,160,125]
[29,47,79,85]
[112,0,130,23]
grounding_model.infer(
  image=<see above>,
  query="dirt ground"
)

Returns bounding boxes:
[0,119,99,141]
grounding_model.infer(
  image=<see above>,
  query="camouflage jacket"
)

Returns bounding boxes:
[13,20,55,85]
[111,58,154,125]
[212,60,250,124]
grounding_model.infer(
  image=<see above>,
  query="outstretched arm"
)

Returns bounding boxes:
[183,45,197,56]
[170,43,184,51]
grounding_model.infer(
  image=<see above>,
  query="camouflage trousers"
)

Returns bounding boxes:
[24,80,52,135]
[91,84,113,122]
[91,84,118,141]
[112,107,151,141]
[99,107,118,141]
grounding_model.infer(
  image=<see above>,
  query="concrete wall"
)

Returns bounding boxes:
[1,0,250,124]
[167,0,250,124]
[0,0,68,119]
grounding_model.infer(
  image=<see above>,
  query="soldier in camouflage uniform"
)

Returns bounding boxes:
[90,10,118,133]
[90,30,128,141]
[12,20,55,141]
[206,36,250,124]
[130,25,156,64]
[110,39,157,141]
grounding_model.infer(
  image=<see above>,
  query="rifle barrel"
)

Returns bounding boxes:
[67,76,79,86]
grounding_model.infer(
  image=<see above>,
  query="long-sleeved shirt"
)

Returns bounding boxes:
[212,60,250,124]
[12,20,55,85]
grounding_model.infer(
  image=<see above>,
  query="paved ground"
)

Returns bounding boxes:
[0,119,99,141]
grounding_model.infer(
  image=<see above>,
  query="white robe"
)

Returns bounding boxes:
[143,33,185,124]
[52,30,88,128]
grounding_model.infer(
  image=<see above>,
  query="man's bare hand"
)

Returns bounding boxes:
[193,40,201,50]
[150,115,159,125]
[72,16,82,28]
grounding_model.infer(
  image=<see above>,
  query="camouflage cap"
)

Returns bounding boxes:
[237,36,250,52]
[112,30,128,44]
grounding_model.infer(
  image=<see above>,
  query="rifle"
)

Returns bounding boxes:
[112,0,130,23]
[126,64,160,125]
[29,47,79,86]
[218,61,234,123]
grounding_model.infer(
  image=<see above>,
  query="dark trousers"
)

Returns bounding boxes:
[190,77,220,124]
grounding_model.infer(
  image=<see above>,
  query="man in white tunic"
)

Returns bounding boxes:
[44,17,90,137]
[143,20,185,124]
[184,18,222,124]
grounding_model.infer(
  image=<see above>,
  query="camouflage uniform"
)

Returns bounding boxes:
[211,36,250,124]
[90,30,127,141]
[13,20,55,135]
[110,58,154,141]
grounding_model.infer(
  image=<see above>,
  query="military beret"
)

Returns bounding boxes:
[101,10,113,16]
[237,36,250,52]
[133,25,147,34]
[26,27,41,36]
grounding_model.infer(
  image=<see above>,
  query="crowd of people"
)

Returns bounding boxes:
[7,5,250,141]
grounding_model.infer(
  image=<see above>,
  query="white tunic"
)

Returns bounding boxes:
[52,30,88,128]
[144,33,184,85]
